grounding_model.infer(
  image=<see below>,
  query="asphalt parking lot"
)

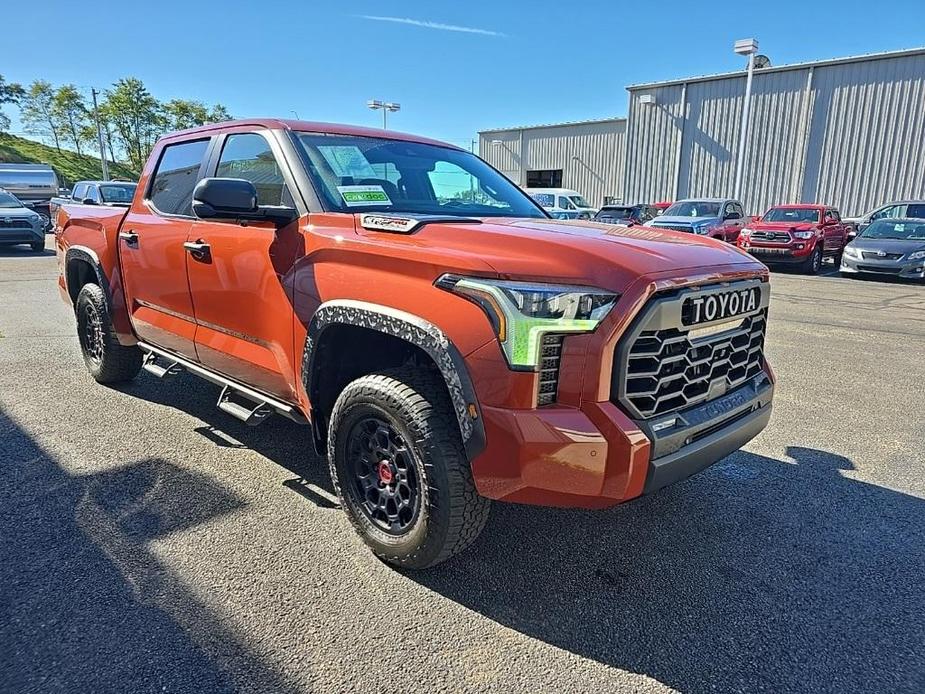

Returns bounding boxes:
[1,239,923,694]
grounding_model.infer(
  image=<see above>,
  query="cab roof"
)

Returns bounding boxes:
[162,118,461,150]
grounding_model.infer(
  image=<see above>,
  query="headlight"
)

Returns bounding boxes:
[436,275,618,369]
[907,250,925,261]
[792,231,814,239]
[843,246,860,258]
[739,228,752,238]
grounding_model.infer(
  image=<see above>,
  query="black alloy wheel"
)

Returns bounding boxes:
[80,301,105,367]
[346,416,421,535]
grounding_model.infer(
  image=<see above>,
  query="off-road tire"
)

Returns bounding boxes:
[30,241,44,253]
[803,245,823,275]
[75,283,143,383]
[327,366,490,569]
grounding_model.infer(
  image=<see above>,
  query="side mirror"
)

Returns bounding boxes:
[82,198,97,205]
[723,212,737,220]
[22,201,34,209]
[192,177,295,225]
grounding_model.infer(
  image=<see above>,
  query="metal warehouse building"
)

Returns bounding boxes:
[480,47,925,217]
[478,117,627,209]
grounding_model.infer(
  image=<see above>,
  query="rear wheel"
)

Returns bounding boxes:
[75,283,143,383]
[327,366,490,569]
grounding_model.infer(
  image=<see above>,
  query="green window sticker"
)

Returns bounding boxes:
[338,185,392,207]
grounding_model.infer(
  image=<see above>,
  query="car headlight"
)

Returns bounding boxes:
[907,250,925,261]
[792,231,814,239]
[436,275,618,369]
[843,246,860,258]
[739,228,752,238]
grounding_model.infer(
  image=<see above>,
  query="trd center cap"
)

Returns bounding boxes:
[377,461,394,485]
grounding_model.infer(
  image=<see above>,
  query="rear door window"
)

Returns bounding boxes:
[72,183,87,200]
[148,139,210,216]
[905,203,925,219]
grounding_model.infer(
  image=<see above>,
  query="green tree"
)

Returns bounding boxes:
[20,80,61,151]
[163,99,232,131]
[0,75,25,132]
[101,78,164,172]
[52,85,90,156]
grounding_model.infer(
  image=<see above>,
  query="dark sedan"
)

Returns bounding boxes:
[840,218,925,281]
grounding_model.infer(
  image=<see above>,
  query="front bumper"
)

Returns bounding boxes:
[840,254,925,280]
[739,240,814,263]
[471,372,773,508]
[0,224,45,245]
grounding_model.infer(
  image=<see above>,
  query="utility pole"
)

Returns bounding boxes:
[91,88,109,181]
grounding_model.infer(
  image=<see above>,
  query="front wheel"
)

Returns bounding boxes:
[30,241,45,253]
[327,366,490,569]
[75,283,143,383]
[803,245,823,274]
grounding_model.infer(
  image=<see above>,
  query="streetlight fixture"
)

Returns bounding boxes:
[367,99,401,129]
[733,37,759,200]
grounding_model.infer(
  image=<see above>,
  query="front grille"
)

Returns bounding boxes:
[857,265,901,274]
[0,219,32,229]
[653,224,693,233]
[750,231,790,242]
[861,251,903,260]
[614,281,769,420]
[536,335,564,406]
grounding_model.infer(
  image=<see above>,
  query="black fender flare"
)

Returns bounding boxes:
[302,299,486,461]
[64,246,112,307]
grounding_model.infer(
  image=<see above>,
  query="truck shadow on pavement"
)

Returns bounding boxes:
[109,375,924,692]
[415,447,925,693]
[0,408,299,694]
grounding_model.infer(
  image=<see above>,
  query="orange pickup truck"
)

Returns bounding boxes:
[56,119,774,568]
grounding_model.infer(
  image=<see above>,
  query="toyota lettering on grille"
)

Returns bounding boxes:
[683,287,760,326]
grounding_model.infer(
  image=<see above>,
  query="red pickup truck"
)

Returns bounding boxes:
[56,119,775,568]
[737,204,849,273]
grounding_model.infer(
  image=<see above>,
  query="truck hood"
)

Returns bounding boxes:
[376,217,763,292]
[751,221,818,232]
[650,215,720,226]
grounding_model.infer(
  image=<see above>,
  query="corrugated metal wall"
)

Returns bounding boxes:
[479,119,626,207]
[625,51,925,216]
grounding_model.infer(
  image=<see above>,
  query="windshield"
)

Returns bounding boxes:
[99,184,136,203]
[568,195,591,209]
[663,201,720,217]
[763,207,820,223]
[295,134,546,218]
[0,192,24,208]
[860,220,925,241]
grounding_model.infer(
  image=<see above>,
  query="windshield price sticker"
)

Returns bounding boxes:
[338,185,392,207]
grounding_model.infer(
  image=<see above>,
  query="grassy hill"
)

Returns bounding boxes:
[0,133,137,187]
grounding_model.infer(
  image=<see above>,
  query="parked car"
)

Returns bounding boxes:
[649,198,748,242]
[49,180,138,226]
[843,200,925,240]
[593,204,658,225]
[737,205,849,274]
[526,187,596,219]
[0,163,59,224]
[840,218,925,281]
[0,188,48,252]
[56,118,774,569]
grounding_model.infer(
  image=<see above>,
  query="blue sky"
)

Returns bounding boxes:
[3,0,924,149]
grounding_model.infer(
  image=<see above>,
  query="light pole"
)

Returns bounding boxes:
[90,88,109,181]
[367,99,401,129]
[733,37,759,200]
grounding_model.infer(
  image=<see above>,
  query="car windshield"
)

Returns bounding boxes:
[663,201,720,217]
[762,207,820,223]
[295,133,547,218]
[568,195,591,209]
[0,192,24,208]
[99,184,136,203]
[860,220,925,241]
[596,207,634,220]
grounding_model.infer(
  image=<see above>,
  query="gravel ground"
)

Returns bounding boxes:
[1,240,923,693]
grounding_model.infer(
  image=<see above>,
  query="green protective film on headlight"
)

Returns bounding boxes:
[452,278,613,369]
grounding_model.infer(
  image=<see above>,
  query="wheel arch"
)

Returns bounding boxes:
[64,246,111,307]
[302,300,486,462]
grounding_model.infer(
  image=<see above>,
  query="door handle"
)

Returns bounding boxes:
[119,230,139,247]
[183,240,211,261]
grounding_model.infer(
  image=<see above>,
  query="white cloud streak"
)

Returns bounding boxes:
[357,15,506,37]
